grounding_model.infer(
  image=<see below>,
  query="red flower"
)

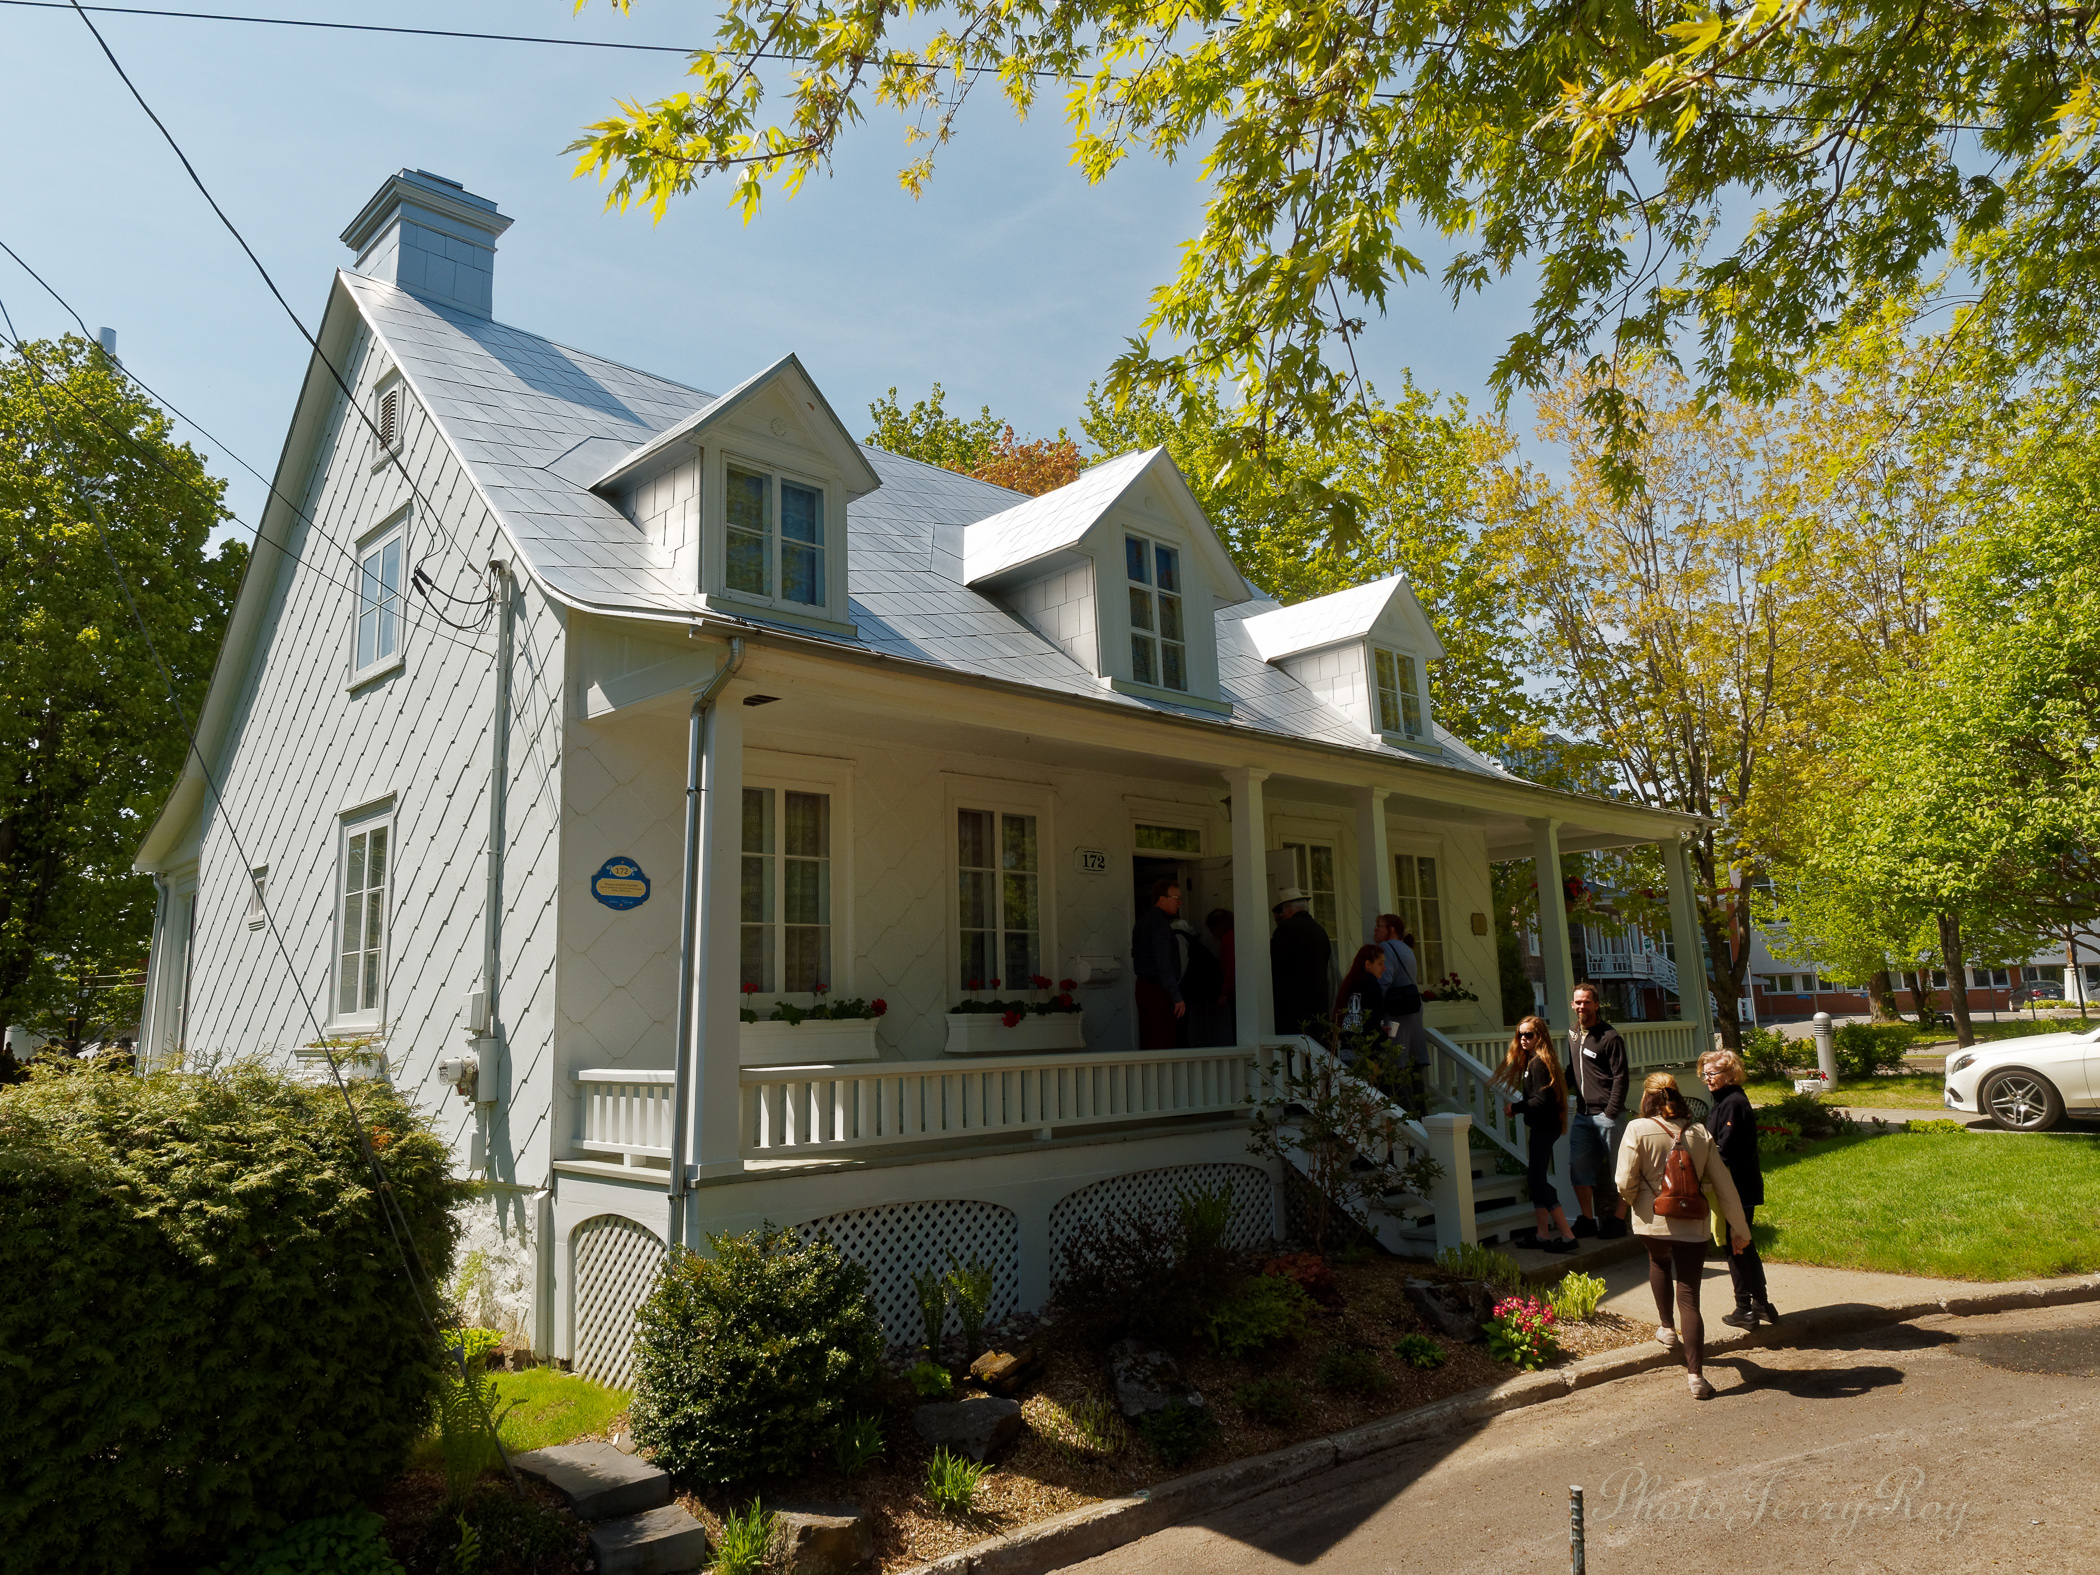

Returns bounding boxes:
[1031,973,1051,989]
[871,998,888,1017]
[1055,993,1074,1009]
[1059,977,1077,991]
[741,982,758,995]
[1001,1009,1023,1027]
[966,978,982,992]
[989,978,1001,989]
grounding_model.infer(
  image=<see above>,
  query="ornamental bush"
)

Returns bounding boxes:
[629,1225,884,1483]
[1834,1022,1914,1078]
[0,1061,464,1574]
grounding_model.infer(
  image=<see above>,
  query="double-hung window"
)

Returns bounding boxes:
[726,464,826,608]
[1125,535,1187,691]
[740,787,832,993]
[1374,648,1424,739]
[354,518,405,677]
[958,808,1039,986]
[1393,853,1445,983]
[335,811,392,1023]
[1281,840,1338,941]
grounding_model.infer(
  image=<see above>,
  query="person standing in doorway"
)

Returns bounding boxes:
[1270,888,1332,1040]
[1567,982,1629,1238]
[1133,877,1186,1049]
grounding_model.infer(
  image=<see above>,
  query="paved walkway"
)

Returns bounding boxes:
[1066,1300,2100,1574]
[1593,1252,2015,1328]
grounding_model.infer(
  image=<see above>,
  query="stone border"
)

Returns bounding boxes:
[903,1274,2100,1575]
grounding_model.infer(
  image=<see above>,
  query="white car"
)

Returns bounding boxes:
[1943,1026,2100,1130]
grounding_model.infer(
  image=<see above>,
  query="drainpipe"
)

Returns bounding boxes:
[667,636,745,1248]
[481,562,513,1060]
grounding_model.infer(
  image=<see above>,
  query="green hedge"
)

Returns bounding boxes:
[1834,1022,1914,1077]
[0,1062,465,1573]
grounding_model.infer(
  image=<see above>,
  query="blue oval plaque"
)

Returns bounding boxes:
[592,855,650,910]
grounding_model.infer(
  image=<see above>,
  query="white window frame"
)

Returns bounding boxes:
[1372,645,1428,741]
[331,802,396,1030]
[1124,532,1190,693]
[1280,837,1340,943]
[720,454,834,615]
[351,511,408,685]
[1392,850,1447,985]
[739,774,842,1000]
[945,775,1056,996]
[245,865,268,931]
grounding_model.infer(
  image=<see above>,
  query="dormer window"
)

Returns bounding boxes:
[726,463,827,608]
[1126,534,1187,691]
[1374,647,1424,740]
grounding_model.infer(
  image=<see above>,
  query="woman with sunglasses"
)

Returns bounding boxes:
[1493,1014,1579,1254]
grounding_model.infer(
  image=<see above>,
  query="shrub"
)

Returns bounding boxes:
[1907,1117,1970,1135]
[1434,1241,1521,1292]
[906,1360,954,1398]
[1835,1023,1914,1078]
[913,1265,949,1351]
[1315,1343,1389,1394]
[1393,1333,1446,1369]
[199,1511,405,1575]
[629,1226,884,1483]
[1204,1274,1317,1358]
[1546,1270,1607,1322]
[1134,1398,1218,1467]
[0,1063,463,1575]
[945,1258,996,1354]
[833,1413,886,1476]
[713,1500,775,1575]
[1234,1374,1305,1426]
[925,1448,990,1515]
[1047,1201,1243,1349]
[1765,1091,1864,1141]
[1261,1251,1343,1306]
[1740,1025,1797,1081]
[1485,1296,1560,1370]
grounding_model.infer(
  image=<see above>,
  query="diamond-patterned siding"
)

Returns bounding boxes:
[1048,1162,1272,1281]
[573,1213,666,1389]
[794,1199,1019,1345]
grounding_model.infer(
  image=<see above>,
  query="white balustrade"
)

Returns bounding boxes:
[573,1069,677,1164]
[739,1046,1256,1157]
[1422,1027,1527,1162]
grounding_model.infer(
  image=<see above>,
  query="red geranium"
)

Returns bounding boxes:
[741,982,758,995]
[1055,993,1074,1009]
[1031,973,1051,989]
[1001,1009,1023,1028]
[871,998,888,1017]
[989,978,1001,989]
[966,978,982,992]
[1059,977,1077,991]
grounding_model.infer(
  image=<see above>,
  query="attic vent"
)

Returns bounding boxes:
[377,386,400,453]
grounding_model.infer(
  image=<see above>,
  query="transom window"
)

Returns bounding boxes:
[1134,823,1202,854]
[741,787,832,993]
[1374,648,1424,739]
[959,809,1039,986]
[354,521,404,676]
[1282,840,1338,940]
[1125,535,1187,691]
[335,815,391,1022]
[726,464,826,607]
[1393,854,1445,983]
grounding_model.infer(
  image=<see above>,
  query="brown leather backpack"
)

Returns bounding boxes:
[1653,1121,1711,1221]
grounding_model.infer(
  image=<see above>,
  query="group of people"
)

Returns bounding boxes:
[1494,983,1779,1399]
[1131,875,1238,1050]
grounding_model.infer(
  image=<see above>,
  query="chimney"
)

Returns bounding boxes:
[341,169,513,320]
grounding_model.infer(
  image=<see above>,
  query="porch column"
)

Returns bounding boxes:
[1528,817,1576,1032]
[1224,766,1272,1044]
[1353,785,1393,947]
[1663,833,1716,1048]
[692,694,746,1173]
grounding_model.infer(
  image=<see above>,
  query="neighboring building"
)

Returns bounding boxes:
[134,170,1709,1378]
[1744,923,2098,1022]
[1521,886,1686,1024]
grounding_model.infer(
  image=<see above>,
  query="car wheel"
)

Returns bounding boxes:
[1980,1068,2063,1132]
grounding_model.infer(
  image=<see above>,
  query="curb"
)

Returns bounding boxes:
[902,1273,2100,1575]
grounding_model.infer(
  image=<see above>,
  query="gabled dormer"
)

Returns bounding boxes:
[960,449,1251,714]
[1241,575,1445,751]
[593,354,881,637]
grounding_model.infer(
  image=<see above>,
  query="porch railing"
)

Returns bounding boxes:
[740,1046,1255,1157]
[573,1069,675,1164]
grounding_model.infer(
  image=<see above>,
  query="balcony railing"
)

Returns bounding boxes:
[572,1068,675,1165]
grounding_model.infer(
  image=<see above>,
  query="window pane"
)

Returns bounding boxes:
[727,466,770,595]
[1412,856,1445,981]
[782,541,822,605]
[1157,592,1183,644]
[741,920,774,993]
[1398,653,1423,737]
[377,538,402,661]
[1134,824,1202,853]
[1131,633,1156,686]
[958,807,994,871]
[783,854,828,927]
[784,920,830,993]
[1125,535,1150,584]
[740,788,775,990]
[366,826,388,891]
[780,481,822,544]
[741,852,773,925]
[1001,813,1037,874]
[1161,641,1187,691]
[1374,649,1401,733]
[783,791,828,859]
[1154,543,1180,593]
[727,467,768,532]
[742,786,773,855]
[781,485,823,604]
[357,548,383,669]
[1128,584,1154,633]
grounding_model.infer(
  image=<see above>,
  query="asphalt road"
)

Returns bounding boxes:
[1063,1304,2100,1574]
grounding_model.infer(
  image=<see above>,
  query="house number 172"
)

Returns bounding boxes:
[1074,848,1109,875]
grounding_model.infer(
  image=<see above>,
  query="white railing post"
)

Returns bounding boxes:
[1423,1111,1477,1252]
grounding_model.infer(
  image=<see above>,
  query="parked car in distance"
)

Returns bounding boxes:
[1943,1026,2100,1131]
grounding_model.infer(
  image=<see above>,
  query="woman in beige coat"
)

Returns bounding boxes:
[1615,1072,1753,1399]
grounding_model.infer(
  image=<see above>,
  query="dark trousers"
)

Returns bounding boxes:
[1728,1203,1770,1307]
[1135,979,1180,1049]
[1525,1126,1561,1212]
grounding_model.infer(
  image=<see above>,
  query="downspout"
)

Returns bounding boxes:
[481,562,514,1085]
[667,636,745,1247]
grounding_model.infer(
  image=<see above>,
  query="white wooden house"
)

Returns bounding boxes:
[135,170,1712,1382]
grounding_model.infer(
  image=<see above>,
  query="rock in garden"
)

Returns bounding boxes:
[969,1347,1039,1395]
[1105,1339,1202,1419]
[1404,1278,1492,1343]
[771,1502,876,1573]
[914,1396,1024,1463]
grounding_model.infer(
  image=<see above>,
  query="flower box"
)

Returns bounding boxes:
[739,1017,882,1068]
[944,1013,1087,1055]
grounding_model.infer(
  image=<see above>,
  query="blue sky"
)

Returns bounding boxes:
[0,1,1538,534]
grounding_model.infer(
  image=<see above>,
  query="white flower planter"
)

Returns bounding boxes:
[739,1017,882,1067]
[944,1012,1087,1055]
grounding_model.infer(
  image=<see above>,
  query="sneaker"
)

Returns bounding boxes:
[1541,1237,1580,1254]
[1687,1373,1714,1400]
[1721,1308,1759,1330]
[1655,1325,1681,1349]
[1571,1215,1600,1238]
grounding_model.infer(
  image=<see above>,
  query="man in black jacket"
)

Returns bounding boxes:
[1566,982,1629,1238]
[1132,877,1186,1049]
[1269,887,1332,1040]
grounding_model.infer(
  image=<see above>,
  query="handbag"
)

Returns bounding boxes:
[1653,1121,1712,1222]
[1382,943,1424,1017]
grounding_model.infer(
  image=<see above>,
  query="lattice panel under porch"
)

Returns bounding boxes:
[1048,1162,1273,1281]
[794,1199,1019,1346]
[572,1213,666,1390]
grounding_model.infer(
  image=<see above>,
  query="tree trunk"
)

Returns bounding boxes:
[1866,970,1894,1020]
[1937,913,1974,1047]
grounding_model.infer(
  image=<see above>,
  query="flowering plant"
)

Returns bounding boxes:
[1422,972,1480,1003]
[1484,1295,1559,1370]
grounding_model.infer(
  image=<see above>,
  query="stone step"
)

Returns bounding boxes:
[590,1502,711,1575]
[511,1440,672,1522]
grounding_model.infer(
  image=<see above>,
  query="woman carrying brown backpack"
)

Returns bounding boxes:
[1614,1072,1752,1399]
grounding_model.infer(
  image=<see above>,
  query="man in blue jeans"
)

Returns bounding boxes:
[1566,982,1629,1239]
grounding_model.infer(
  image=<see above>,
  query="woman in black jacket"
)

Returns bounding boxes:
[1496,1015,1578,1254]
[1702,1049,1779,1327]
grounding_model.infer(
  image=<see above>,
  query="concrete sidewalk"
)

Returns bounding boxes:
[1592,1250,2028,1330]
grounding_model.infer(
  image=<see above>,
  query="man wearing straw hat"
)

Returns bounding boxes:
[1269,887,1332,1041]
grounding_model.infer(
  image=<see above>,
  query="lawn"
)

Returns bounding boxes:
[410,1367,629,1470]
[1744,1072,1948,1108]
[1757,1130,2100,1280]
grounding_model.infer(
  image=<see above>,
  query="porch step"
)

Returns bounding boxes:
[514,1442,710,1575]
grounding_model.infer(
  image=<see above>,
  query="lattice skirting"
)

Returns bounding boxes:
[794,1200,1019,1345]
[1048,1162,1273,1282]
[572,1213,666,1389]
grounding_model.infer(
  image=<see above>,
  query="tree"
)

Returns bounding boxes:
[865,384,1081,496]
[569,0,2100,478]
[0,337,244,1070]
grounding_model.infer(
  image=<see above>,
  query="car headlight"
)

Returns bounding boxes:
[1949,1052,1976,1076]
